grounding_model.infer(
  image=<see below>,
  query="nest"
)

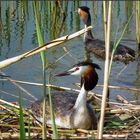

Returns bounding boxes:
[0,92,140,139]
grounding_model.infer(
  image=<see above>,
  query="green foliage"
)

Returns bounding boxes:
[105,121,124,129]
[33,2,46,68]
[19,95,26,140]
[48,75,58,139]
[33,2,47,139]
[105,114,140,129]
[105,117,125,129]
[28,113,31,140]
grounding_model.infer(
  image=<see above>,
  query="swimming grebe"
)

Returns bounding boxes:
[78,6,135,64]
[31,61,100,129]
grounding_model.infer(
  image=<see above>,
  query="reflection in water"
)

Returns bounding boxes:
[116,1,120,17]
[123,1,133,36]
[5,4,11,48]
[19,1,26,49]
[133,61,140,101]
[0,0,2,55]
[0,1,139,106]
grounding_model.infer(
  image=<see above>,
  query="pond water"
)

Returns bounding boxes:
[0,1,140,107]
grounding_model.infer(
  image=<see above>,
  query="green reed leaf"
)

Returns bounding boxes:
[19,94,26,140]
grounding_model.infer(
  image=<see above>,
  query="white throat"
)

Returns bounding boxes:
[74,84,87,109]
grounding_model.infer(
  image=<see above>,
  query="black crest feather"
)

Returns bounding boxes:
[79,6,90,13]
[73,61,101,70]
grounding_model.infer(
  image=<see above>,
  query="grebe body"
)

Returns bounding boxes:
[78,6,135,64]
[31,62,100,129]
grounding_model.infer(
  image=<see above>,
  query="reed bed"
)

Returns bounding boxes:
[0,74,140,139]
[0,86,140,139]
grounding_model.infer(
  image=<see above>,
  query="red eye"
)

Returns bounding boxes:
[75,67,79,71]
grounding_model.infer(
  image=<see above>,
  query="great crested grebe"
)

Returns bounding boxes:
[78,6,135,64]
[31,61,101,129]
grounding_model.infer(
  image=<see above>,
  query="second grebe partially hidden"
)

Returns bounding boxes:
[31,61,100,129]
[78,6,135,64]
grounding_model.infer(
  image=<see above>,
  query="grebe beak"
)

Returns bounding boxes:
[55,71,72,77]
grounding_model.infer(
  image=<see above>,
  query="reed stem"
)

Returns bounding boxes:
[48,75,58,139]
[98,1,112,139]
[33,2,47,139]
[103,1,107,41]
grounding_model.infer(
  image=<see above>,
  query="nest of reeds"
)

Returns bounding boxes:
[1,90,140,139]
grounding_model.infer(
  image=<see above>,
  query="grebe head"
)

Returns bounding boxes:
[78,6,91,26]
[78,6,90,13]
[56,61,101,91]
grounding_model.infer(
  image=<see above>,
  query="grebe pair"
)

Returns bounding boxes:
[31,62,100,129]
[78,6,135,64]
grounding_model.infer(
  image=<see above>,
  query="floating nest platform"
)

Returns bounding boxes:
[0,93,140,139]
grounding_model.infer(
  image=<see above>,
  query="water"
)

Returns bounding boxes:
[0,1,139,107]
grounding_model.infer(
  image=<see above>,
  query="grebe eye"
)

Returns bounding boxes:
[75,67,79,71]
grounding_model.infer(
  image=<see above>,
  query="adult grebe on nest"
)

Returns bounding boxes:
[31,61,101,129]
[78,6,135,64]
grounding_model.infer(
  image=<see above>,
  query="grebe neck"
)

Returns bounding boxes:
[84,27,94,42]
[84,13,94,41]
[74,85,87,109]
